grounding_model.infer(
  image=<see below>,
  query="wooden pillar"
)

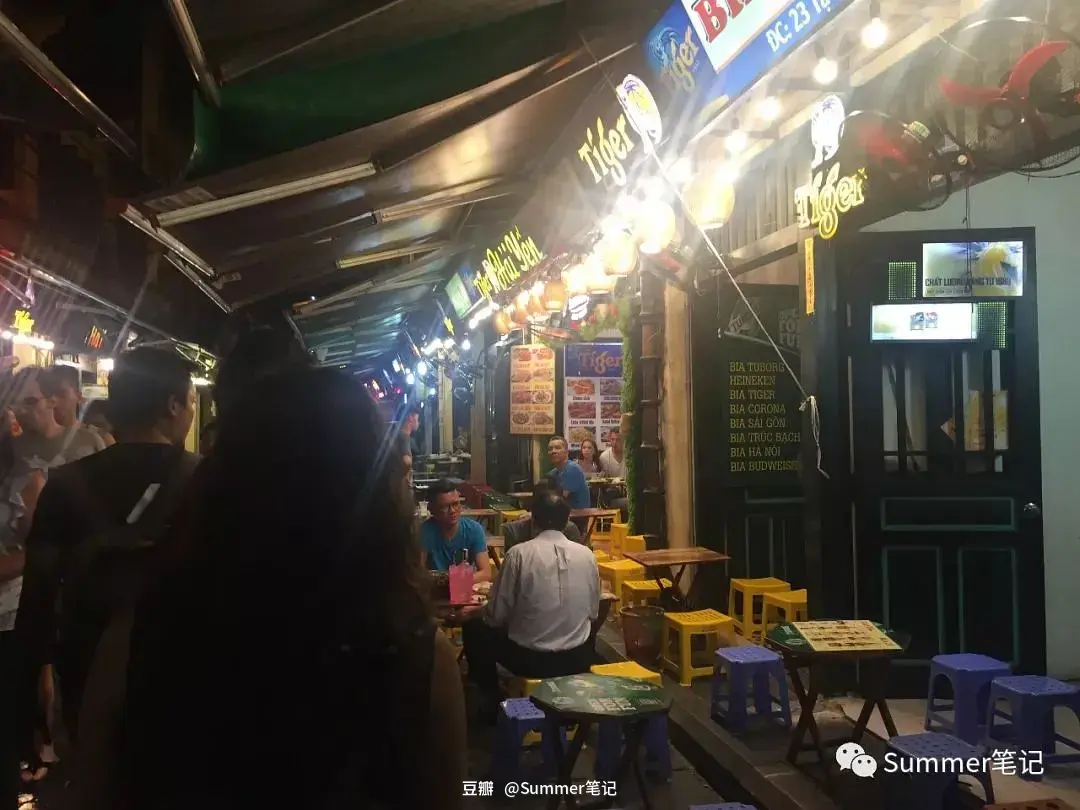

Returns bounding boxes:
[663,285,693,552]
[469,336,488,484]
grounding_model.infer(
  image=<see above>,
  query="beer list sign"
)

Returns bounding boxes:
[714,287,802,484]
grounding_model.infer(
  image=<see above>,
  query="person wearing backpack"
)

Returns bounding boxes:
[13,347,200,757]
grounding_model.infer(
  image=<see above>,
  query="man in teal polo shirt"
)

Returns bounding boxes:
[420,479,491,580]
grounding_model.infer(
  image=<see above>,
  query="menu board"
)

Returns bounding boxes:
[563,343,623,450]
[790,620,902,653]
[509,344,556,435]
[706,286,802,486]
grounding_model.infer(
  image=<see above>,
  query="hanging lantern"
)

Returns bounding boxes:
[585,255,615,294]
[542,277,567,312]
[598,233,638,277]
[635,199,678,255]
[683,172,736,231]
[564,262,589,295]
[493,309,512,336]
[511,300,530,324]
[527,293,547,323]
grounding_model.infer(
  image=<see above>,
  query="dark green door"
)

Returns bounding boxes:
[842,228,1044,695]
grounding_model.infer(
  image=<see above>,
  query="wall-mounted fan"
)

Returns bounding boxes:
[929,17,1080,172]
[840,111,973,210]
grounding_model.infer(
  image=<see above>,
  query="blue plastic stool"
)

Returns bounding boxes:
[924,653,1011,744]
[884,732,995,810]
[711,646,791,732]
[595,715,672,781]
[492,698,566,789]
[984,675,1080,777]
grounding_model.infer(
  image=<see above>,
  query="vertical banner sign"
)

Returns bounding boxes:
[563,343,624,450]
[509,345,556,436]
[804,237,816,316]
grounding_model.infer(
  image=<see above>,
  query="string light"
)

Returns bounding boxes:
[861,1,888,48]
[726,129,748,154]
[416,360,429,376]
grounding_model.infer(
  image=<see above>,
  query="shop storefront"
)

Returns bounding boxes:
[633,0,1080,689]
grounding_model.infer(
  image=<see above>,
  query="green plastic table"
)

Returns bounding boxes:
[530,674,672,810]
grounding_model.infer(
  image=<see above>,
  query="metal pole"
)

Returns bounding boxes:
[163,252,232,313]
[0,10,137,159]
[165,0,221,107]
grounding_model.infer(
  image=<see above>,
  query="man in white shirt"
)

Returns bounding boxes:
[462,492,599,716]
[598,428,627,478]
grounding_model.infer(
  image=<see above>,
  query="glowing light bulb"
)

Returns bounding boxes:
[813,58,838,85]
[758,97,781,122]
[461,338,471,351]
[669,157,693,184]
[416,361,428,376]
[405,371,415,385]
[726,130,748,154]
[861,17,888,49]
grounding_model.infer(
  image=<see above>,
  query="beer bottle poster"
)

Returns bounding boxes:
[563,343,623,450]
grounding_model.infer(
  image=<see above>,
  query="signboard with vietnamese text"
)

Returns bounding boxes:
[644,0,851,129]
[472,225,546,302]
[563,343,623,451]
[694,285,802,487]
[921,241,1025,299]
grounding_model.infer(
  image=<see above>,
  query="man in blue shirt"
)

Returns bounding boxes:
[547,436,590,509]
[420,479,491,580]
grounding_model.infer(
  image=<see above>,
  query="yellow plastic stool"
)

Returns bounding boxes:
[764,589,808,630]
[610,523,629,556]
[591,661,662,686]
[661,609,735,686]
[598,559,645,612]
[620,578,673,609]
[623,534,647,555]
[728,578,791,641]
[593,549,612,562]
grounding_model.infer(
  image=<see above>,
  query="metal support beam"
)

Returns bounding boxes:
[166,0,221,107]
[121,206,216,277]
[154,161,377,227]
[163,252,232,313]
[0,10,137,158]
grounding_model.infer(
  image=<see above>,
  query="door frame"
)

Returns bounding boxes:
[839,227,1045,687]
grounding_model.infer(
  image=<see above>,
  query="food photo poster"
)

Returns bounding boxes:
[563,343,623,450]
[509,344,556,435]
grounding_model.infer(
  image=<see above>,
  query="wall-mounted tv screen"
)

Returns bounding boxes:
[871,303,978,343]
[444,265,480,320]
[922,241,1024,299]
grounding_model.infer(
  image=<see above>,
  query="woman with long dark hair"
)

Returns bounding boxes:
[71,367,466,810]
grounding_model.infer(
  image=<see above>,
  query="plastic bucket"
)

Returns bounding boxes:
[620,605,665,666]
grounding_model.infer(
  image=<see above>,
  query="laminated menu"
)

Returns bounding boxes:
[509,344,556,436]
[563,343,623,450]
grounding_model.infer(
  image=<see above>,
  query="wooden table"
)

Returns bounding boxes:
[508,491,534,508]
[531,674,671,810]
[569,508,620,541]
[765,620,910,791]
[622,547,730,611]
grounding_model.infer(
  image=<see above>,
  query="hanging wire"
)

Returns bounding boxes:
[576,32,830,478]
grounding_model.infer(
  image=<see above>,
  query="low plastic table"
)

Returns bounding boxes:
[530,674,672,810]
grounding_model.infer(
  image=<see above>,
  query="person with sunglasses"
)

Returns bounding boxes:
[419,479,490,581]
